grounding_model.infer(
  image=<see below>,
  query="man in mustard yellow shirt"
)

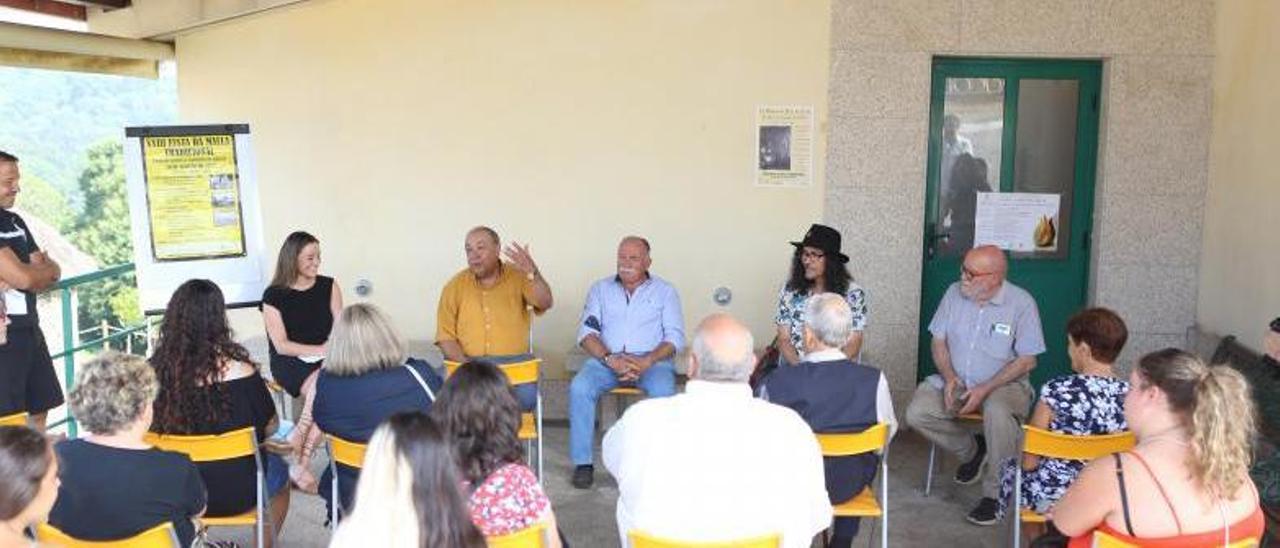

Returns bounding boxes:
[435,226,553,409]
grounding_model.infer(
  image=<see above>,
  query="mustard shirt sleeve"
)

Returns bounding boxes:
[436,276,461,343]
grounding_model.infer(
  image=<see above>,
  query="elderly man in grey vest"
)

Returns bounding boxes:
[905,245,1045,526]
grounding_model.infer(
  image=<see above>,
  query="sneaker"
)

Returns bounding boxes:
[966,497,999,526]
[954,433,986,485]
[572,465,594,489]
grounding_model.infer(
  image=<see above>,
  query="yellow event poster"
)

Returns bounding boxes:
[141,134,246,261]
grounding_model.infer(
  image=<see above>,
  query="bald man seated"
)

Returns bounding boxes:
[905,245,1045,526]
[603,314,830,547]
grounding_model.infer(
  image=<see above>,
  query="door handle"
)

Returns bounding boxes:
[926,223,950,259]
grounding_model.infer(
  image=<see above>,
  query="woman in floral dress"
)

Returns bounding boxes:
[996,308,1131,530]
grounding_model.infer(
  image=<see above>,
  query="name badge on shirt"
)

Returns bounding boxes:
[992,322,1012,336]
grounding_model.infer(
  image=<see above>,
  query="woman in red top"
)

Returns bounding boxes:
[1053,348,1263,546]
[432,361,562,545]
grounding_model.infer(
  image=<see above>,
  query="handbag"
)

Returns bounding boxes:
[749,337,780,390]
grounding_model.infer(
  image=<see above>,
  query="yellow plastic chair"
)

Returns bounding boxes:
[606,386,645,425]
[1016,426,1135,546]
[817,423,891,548]
[487,521,548,548]
[36,521,180,547]
[0,411,28,426]
[628,531,780,548]
[326,433,368,529]
[1089,529,1257,547]
[923,412,982,496]
[445,359,544,480]
[144,426,265,548]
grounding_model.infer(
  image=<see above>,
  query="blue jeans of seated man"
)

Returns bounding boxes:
[474,354,539,411]
[569,357,676,465]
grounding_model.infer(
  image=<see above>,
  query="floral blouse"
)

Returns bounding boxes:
[774,283,868,352]
[467,462,550,536]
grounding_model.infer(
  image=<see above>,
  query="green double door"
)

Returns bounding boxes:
[917,58,1102,387]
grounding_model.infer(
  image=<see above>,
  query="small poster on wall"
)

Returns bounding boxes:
[755,105,813,187]
[974,192,1061,252]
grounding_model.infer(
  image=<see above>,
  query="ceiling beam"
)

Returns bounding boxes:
[0,0,87,20]
[58,0,128,9]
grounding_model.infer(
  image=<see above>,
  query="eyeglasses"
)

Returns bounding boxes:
[961,265,994,279]
[799,250,826,261]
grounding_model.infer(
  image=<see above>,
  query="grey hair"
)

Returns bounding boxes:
[68,352,157,435]
[690,316,755,383]
[325,303,408,376]
[804,293,853,349]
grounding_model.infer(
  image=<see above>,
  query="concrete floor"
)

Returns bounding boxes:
[210,424,1009,548]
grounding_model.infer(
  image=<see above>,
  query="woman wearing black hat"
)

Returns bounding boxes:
[774,224,868,366]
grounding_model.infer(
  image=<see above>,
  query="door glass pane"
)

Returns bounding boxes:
[935,77,1003,257]
[1012,79,1078,260]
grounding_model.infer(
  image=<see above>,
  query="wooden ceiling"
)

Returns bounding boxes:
[0,0,130,21]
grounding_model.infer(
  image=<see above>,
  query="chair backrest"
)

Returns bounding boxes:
[444,359,540,386]
[144,426,257,462]
[1022,426,1135,460]
[816,423,889,457]
[0,411,28,427]
[628,531,781,548]
[37,522,180,548]
[487,522,548,548]
[1091,529,1258,548]
[329,434,368,469]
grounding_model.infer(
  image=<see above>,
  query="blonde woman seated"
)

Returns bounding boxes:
[312,304,443,521]
[1053,349,1263,547]
[433,361,562,545]
[329,412,485,548]
[47,353,206,546]
[0,426,59,548]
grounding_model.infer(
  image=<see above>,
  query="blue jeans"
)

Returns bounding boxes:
[569,357,676,465]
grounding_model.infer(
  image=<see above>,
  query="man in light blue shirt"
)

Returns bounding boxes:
[569,236,684,489]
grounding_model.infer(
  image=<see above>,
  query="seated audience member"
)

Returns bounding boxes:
[569,235,683,489]
[1053,349,1263,546]
[0,426,59,548]
[905,245,1045,525]
[48,353,206,546]
[604,314,830,548]
[1250,317,1280,519]
[313,303,443,519]
[329,412,485,548]
[995,307,1129,536]
[759,293,896,548]
[432,361,562,545]
[149,279,290,545]
[260,231,342,491]
[435,226,553,412]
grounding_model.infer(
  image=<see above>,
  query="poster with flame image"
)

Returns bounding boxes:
[973,192,1061,252]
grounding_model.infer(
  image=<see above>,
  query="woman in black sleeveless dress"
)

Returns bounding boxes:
[261,231,342,491]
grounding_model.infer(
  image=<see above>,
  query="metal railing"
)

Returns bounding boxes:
[45,263,151,438]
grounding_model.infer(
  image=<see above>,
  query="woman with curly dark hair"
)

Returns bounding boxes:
[774,224,868,366]
[432,361,561,545]
[150,279,290,546]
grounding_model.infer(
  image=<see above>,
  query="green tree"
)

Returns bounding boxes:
[16,172,74,232]
[69,139,140,338]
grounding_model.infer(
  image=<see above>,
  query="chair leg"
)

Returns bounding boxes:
[924,442,936,496]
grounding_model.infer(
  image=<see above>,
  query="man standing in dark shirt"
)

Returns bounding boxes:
[0,150,63,430]
[760,293,897,548]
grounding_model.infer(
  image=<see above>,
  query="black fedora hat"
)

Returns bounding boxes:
[790,223,849,263]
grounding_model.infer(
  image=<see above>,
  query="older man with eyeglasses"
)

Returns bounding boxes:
[905,245,1045,526]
